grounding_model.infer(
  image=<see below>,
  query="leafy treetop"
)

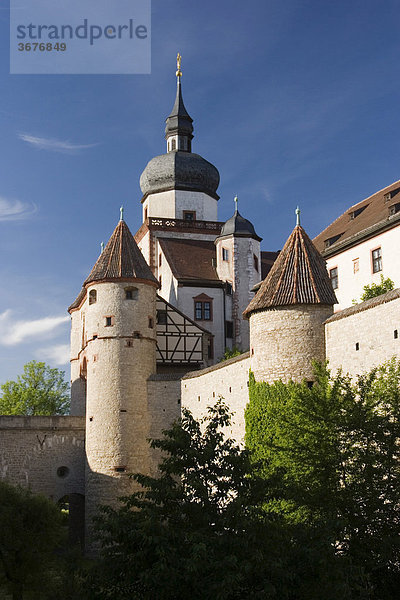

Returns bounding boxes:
[360,274,394,301]
[0,360,70,415]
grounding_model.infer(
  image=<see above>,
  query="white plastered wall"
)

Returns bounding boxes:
[143,190,218,222]
[325,224,400,311]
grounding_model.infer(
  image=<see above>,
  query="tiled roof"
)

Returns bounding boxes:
[313,179,400,255]
[244,225,337,317]
[324,287,400,323]
[158,237,219,282]
[261,251,280,280]
[84,220,158,287]
[68,287,86,312]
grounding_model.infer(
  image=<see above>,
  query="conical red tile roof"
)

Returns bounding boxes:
[84,219,158,287]
[243,225,337,318]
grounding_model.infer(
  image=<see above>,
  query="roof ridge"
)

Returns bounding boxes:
[314,178,400,243]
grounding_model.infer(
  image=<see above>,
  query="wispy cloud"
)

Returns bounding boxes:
[18,133,98,154]
[35,344,70,366]
[0,310,69,346]
[0,196,37,221]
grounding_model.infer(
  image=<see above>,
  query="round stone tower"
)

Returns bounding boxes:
[69,213,159,550]
[215,196,262,351]
[243,210,337,384]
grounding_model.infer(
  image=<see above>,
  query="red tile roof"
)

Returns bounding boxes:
[313,179,400,255]
[158,237,219,282]
[261,251,279,279]
[244,225,337,317]
[84,220,158,287]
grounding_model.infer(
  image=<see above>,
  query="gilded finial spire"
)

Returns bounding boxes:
[176,52,182,78]
[295,206,301,226]
[234,195,238,213]
[120,206,124,221]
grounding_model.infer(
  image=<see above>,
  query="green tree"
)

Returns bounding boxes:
[89,401,350,600]
[0,481,65,600]
[219,345,243,362]
[245,361,400,599]
[360,275,394,301]
[0,361,69,415]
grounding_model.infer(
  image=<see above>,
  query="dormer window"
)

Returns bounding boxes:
[384,188,400,202]
[325,233,343,249]
[171,139,176,151]
[389,203,400,216]
[349,205,368,220]
[222,248,229,261]
[183,211,196,221]
[89,289,97,305]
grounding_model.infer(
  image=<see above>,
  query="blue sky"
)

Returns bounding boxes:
[1,0,400,383]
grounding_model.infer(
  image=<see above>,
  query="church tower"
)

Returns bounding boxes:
[244,210,337,383]
[69,210,159,549]
[139,55,220,236]
[215,197,262,351]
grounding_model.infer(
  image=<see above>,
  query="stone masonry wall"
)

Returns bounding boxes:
[249,304,333,383]
[0,416,85,501]
[325,290,400,377]
[147,375,182,475]
[181,353,251,445]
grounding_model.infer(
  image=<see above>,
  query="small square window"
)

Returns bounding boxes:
[394,330,398,339]
[157,310,167,325]
[148,317,154,329]
[355,342,360,351]
[222,248,229,261]
[183,211,196,221]
[125,287,138,300]
[105,316,113,327]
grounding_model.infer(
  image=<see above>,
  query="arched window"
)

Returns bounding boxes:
[89,289,97,305]
[171,139,176,151]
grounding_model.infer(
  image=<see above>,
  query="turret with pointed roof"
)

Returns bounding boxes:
[244,221,336,318]
[246,211,336,384]
[84,217,158,288]
[68,212,159,552]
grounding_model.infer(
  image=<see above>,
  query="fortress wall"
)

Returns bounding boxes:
[325,292,400,377]
[181,353,251,445]
[147,375,182,475]
[0,416,85,500]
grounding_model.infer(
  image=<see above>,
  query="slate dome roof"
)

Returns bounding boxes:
[140,151,220,200]
[217,204,261,241]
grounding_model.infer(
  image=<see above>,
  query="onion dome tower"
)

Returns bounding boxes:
[139,54,220,222]
[68,208,159,552]
[215,196,262,351]
[244,208,337,383]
